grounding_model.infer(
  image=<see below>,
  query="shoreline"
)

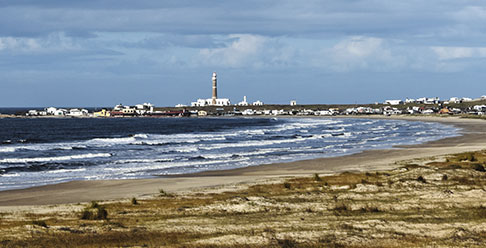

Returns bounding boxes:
[1,115,485,207]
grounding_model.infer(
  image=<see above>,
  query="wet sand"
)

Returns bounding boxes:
[1,116,485,207]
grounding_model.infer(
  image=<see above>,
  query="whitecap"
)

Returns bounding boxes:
[0,153,112,164]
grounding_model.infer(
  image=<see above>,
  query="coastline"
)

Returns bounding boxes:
[1,115,485,207]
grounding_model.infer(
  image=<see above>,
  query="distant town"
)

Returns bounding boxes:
[2,72,486,118]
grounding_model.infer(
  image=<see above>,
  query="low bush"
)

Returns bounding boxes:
[80,201,108,220]
[283,182,291,189]
[417,176,427,183]
[31,220,48,228]
[472,163,486,172]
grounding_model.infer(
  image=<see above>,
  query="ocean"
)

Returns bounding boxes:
[0,116,458,191]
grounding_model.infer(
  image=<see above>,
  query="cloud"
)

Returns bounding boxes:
[196,34,296,68]
[0,37,40,52]
[431,46,486,60]
[325,36,399,72]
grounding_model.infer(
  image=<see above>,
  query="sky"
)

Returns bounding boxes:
[1,0,486,107]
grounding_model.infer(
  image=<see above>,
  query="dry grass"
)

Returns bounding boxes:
[3,150,486,247]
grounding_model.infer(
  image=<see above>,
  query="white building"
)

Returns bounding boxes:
[135,103,154,115]
[27,110,38,116]
[45,107,57,115]
[384,100,403,105]
[252,100,264,106]
[54,109,67,116]
[449,97,461,103]
[405,98,416,104]
[473,105,486,111]
[66,109,89,117]
[417,97,440,104]
[238,96,249,106]
[290,100,297,106]
[191,98,231,107]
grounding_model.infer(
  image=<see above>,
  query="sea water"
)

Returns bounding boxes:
[0,117,458,190]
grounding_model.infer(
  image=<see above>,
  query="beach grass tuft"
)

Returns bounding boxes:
[283,182,291,189]
[80,201,108,220]
[31,220,48,228]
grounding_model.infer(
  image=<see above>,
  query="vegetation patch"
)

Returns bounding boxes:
[3,150,486,247]
[80,201,108,220]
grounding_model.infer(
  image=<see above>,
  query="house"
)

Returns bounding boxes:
[122,108,135,115]
[451,108,462,114]
[252,100,264,106]
[66,109,89,117]
[449,97,461,103]
[473,105,486,112]
[94,109,111,117]
[135,103,154,115]
[45,107,57,115]
[417,97,440,104]
[54,109,67,116]
[439,108,451,115]
[27,110,39,116]
[405,98,416,104]
[315,110,332,116]
[383,107,402,115]
[191,98,231,107]
[385,100,403,105]
[197,110,208,116]
[290,100,297,106]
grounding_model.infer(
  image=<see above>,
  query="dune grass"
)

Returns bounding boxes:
[2,151,486,247]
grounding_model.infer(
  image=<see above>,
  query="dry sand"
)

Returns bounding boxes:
[1,116,485,207]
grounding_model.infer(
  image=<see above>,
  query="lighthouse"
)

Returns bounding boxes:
[190,72,230,107]
[212,72,218,105]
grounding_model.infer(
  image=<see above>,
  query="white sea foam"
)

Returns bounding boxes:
[0,147,16,153]
[0,153,112,164]
[45,168,87,174]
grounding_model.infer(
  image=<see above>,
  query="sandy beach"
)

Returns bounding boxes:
[1,116,485,207]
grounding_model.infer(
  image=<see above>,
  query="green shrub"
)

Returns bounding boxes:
[283,182,291,189]
[417,176,427,183]
[472,163,486,172]
[313,173,322,182]
[31,220,48,228]
[80,202,108,220]
[459,152,477,162]
[131,197,138,205]
[159,188,169,196]
[333,202,350,211]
